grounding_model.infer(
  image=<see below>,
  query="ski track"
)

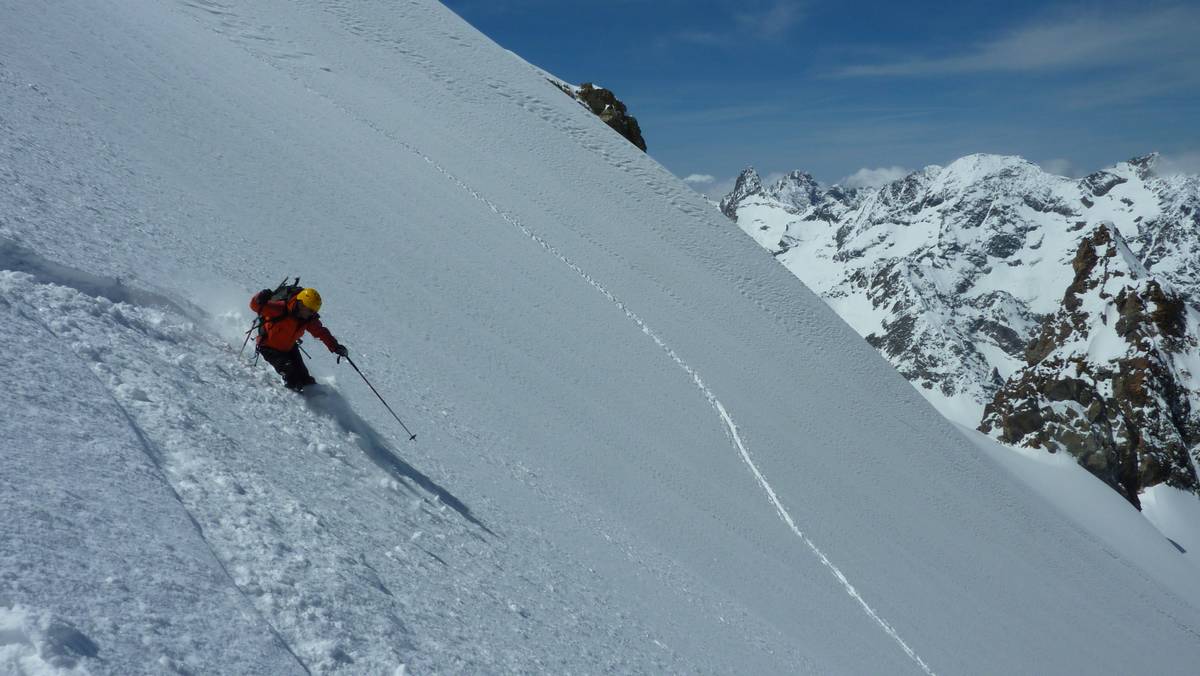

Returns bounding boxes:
[2,259,697,672]
[1,272,423,672]
[5,282,312,674]
[418,150,937,676]
[161,7,936,669]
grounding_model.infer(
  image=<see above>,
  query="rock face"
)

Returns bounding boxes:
[979,224,1200,507]
[550,80,646,152]
[719,154,1200,428]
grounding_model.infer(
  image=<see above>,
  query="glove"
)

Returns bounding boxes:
[334,344,349,358]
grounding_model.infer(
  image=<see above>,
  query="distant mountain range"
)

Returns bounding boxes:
[719,153,1200,505]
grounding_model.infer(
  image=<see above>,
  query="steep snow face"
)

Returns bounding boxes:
[5,1,1200,674]
[1,275,303,674]
[0,266,687,673]
[721,154,1200,425]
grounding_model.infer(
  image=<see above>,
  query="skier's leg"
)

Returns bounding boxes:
[286,345,317,390]
[259,346,314,391]
[257,346,288,379]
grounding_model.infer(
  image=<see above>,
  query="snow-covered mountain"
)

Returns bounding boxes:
[980,223,1200,508]
[5,1,1200,673]
[720,154,1200,428]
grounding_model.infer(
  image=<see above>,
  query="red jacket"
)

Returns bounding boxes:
[250,293,339,353]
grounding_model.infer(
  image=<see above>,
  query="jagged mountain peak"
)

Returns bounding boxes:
[719,166,764,218]
[1122,152,1160,180]
[981,222,1200,508]
[767,170,822,209]
[721,150,1200,432]
[720,165,867,222]
[733,165,762,192]
[772,169,818,188]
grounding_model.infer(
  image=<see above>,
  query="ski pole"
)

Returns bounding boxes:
[239,319,261,356]
[341,355,417,441]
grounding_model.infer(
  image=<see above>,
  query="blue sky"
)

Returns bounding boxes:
[442,0,1200,195]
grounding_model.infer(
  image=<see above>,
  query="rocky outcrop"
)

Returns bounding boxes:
[551,80,646,152]
[979,224,1200,508]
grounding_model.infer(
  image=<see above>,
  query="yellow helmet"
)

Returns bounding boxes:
[294,287,322,312]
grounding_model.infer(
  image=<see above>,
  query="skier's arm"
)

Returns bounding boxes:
[306,316,341,353]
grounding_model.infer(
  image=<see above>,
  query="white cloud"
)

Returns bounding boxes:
[839,166,912,189]
[762,171,788,186]
[736,1,805,40]
[663,1,804,48]
[687,175,740,201]
[683,174,716,184]
[1156,152,1200,177]
[837,6,1199,77]
[1038,158,1076,178]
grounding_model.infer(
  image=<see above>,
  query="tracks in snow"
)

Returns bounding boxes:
[401,137,937,676]
[151,4,935,669]
[260,39,934,676]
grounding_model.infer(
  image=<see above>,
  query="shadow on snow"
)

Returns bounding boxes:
[0,238,493,535]
[302,384,494,536]
[0,236,194,314]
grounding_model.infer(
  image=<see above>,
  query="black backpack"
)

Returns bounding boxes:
[256,276,305,339]
[265,277,304,305]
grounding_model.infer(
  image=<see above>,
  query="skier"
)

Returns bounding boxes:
[250,286,348,391]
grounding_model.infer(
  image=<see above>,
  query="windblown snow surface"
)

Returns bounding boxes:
[3,1,1200,674]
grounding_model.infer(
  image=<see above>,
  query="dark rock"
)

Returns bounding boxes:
[1081,171,1128,197]
[981,223,1200,508]
[555,81,647,152]
[985,232,1024,259]
[866,313,917,359]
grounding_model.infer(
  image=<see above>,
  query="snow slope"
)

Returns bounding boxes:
[4,1,1200,673]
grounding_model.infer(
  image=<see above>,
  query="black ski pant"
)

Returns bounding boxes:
[258,344,316,391]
